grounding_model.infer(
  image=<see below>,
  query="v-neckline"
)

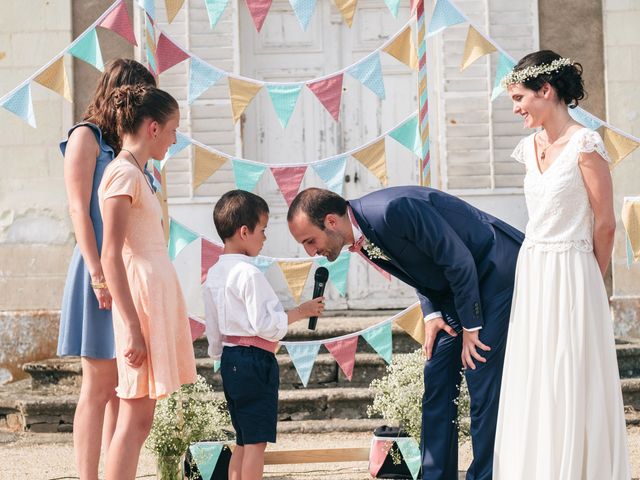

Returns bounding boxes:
[532,127,586,176]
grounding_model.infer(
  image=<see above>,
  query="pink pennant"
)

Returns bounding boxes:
[156,32,190,74]
[99,0,138,46]
[357,251,391,281]
[189,316,206,342]
[325,336,359,380]
[270,166,307,206]
[307,74,344,122]
[245,0,272,32]
[369,439,394,477]
[201,238,224,283]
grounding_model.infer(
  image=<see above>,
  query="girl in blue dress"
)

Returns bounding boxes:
[58,58,155,480]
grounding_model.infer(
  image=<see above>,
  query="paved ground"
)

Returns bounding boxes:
[1,427,639,479]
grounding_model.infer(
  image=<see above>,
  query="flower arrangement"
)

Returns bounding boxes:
[146,375,231,480]
[368,349,470,445]
[363,240,390,261]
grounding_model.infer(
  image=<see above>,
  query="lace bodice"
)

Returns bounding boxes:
[511,128,611,251]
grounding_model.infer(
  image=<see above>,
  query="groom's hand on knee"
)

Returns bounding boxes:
[461,330,491,370]
[423,317,457,360]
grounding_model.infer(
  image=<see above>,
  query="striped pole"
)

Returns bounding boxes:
[416,0,430,186]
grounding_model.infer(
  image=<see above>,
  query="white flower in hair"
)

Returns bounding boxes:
[501,57,573,89]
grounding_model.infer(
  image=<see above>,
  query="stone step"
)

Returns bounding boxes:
[192,313,418,359]
[0,380,380,433]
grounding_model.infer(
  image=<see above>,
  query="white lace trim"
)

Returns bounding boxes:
[511,137,528,164]
[522,238,593,252]
[576,129,611,163]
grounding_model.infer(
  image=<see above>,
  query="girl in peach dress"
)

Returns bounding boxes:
[99,84,196,479]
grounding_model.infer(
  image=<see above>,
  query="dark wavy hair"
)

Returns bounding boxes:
[514,50,585,108]
[83,59,156,153]
[110,84,178,137]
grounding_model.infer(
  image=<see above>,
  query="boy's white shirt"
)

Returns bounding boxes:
[202,254,288,360]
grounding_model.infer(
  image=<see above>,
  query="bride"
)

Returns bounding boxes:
[493,50,631,479]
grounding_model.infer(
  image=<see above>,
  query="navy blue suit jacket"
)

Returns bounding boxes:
[349,186,524,330]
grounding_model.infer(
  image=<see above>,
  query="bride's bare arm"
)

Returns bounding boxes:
[579,151,615,277]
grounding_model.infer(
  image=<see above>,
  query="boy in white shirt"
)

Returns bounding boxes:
[203,190,324,480]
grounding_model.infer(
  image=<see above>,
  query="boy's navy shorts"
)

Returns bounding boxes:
[220,345,279,445]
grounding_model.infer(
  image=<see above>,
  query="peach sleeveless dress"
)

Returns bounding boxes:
[98,158,196,399]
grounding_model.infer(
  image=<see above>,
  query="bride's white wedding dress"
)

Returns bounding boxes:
[493,127,630,479]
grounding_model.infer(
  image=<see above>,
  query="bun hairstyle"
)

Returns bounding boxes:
[110,84,179,137]
[513,50,585,108]
[83,59,156,153]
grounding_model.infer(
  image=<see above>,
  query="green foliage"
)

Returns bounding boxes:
[368,349,470,443]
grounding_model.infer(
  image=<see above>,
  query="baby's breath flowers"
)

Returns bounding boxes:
[501,57,573,88]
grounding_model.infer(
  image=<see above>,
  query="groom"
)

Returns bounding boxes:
[287,186,523,480]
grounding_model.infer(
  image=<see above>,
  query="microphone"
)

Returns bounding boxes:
[308,267,329,330]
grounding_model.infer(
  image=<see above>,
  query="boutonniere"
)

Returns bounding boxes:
[363,240,390,261]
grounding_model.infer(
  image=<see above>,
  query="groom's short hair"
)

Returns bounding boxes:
[288,188,348,230]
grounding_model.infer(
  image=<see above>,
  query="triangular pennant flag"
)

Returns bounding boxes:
[568,107,604,131]
[352,138,387,185]
[622,198,640,263]
[369,439,394,477]
[189,316,206,342]
[285,343,321,387]
[317,251,350,296]
[347,53,385,99]
[395,437,421,480]
[389,116,422,157]
[165,0,185,23]
[214,360,221,372]
[168,219,199,260]
[277,260,313,302]
[201,238,224,282]
[311,156,347,194]
[33,57,72,102]
[228,77,263,123]
[99,0,137,46]
[156,32,190,74]
[189,443,223,480]
[427,0,466,37]
[270,166,307,206]
[194,146,227,189]
[460,26,496,71]
[394,303,425,345]
[151,160,163,192]
[357,250,392,281]
[232,159,267,192]
[334,0,357,27]
[603,127,640,168]
[627,234,634,268]
[68,29,104,71]
[324,336,358,380]
[189,57,225,104]
[362,322,392,364]
[162,132,192,168]
[490,53,515,101]
[384,0,400,18]
[307,74,343,122]
[252,255,275,272]
[138,0,156,20]
[266,84,303,128]
[245,0,273,31]
[289,0,317,30]
[205,0,230,28]
[0,83,36,128]
[146,44,158,75]
[383,26,418,70]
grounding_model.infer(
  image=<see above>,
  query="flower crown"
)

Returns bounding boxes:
[501,57,573,89]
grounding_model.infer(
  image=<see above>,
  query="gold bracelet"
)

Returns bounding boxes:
[91,281,108,290]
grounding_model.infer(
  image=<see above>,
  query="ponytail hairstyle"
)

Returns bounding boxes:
[110,85,179,138]
[83,59,156,153]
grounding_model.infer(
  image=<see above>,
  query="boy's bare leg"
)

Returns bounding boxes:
[241,443,267,480]
[229,445,244,480]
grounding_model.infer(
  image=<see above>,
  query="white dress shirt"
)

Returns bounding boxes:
[202,254,288,360]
